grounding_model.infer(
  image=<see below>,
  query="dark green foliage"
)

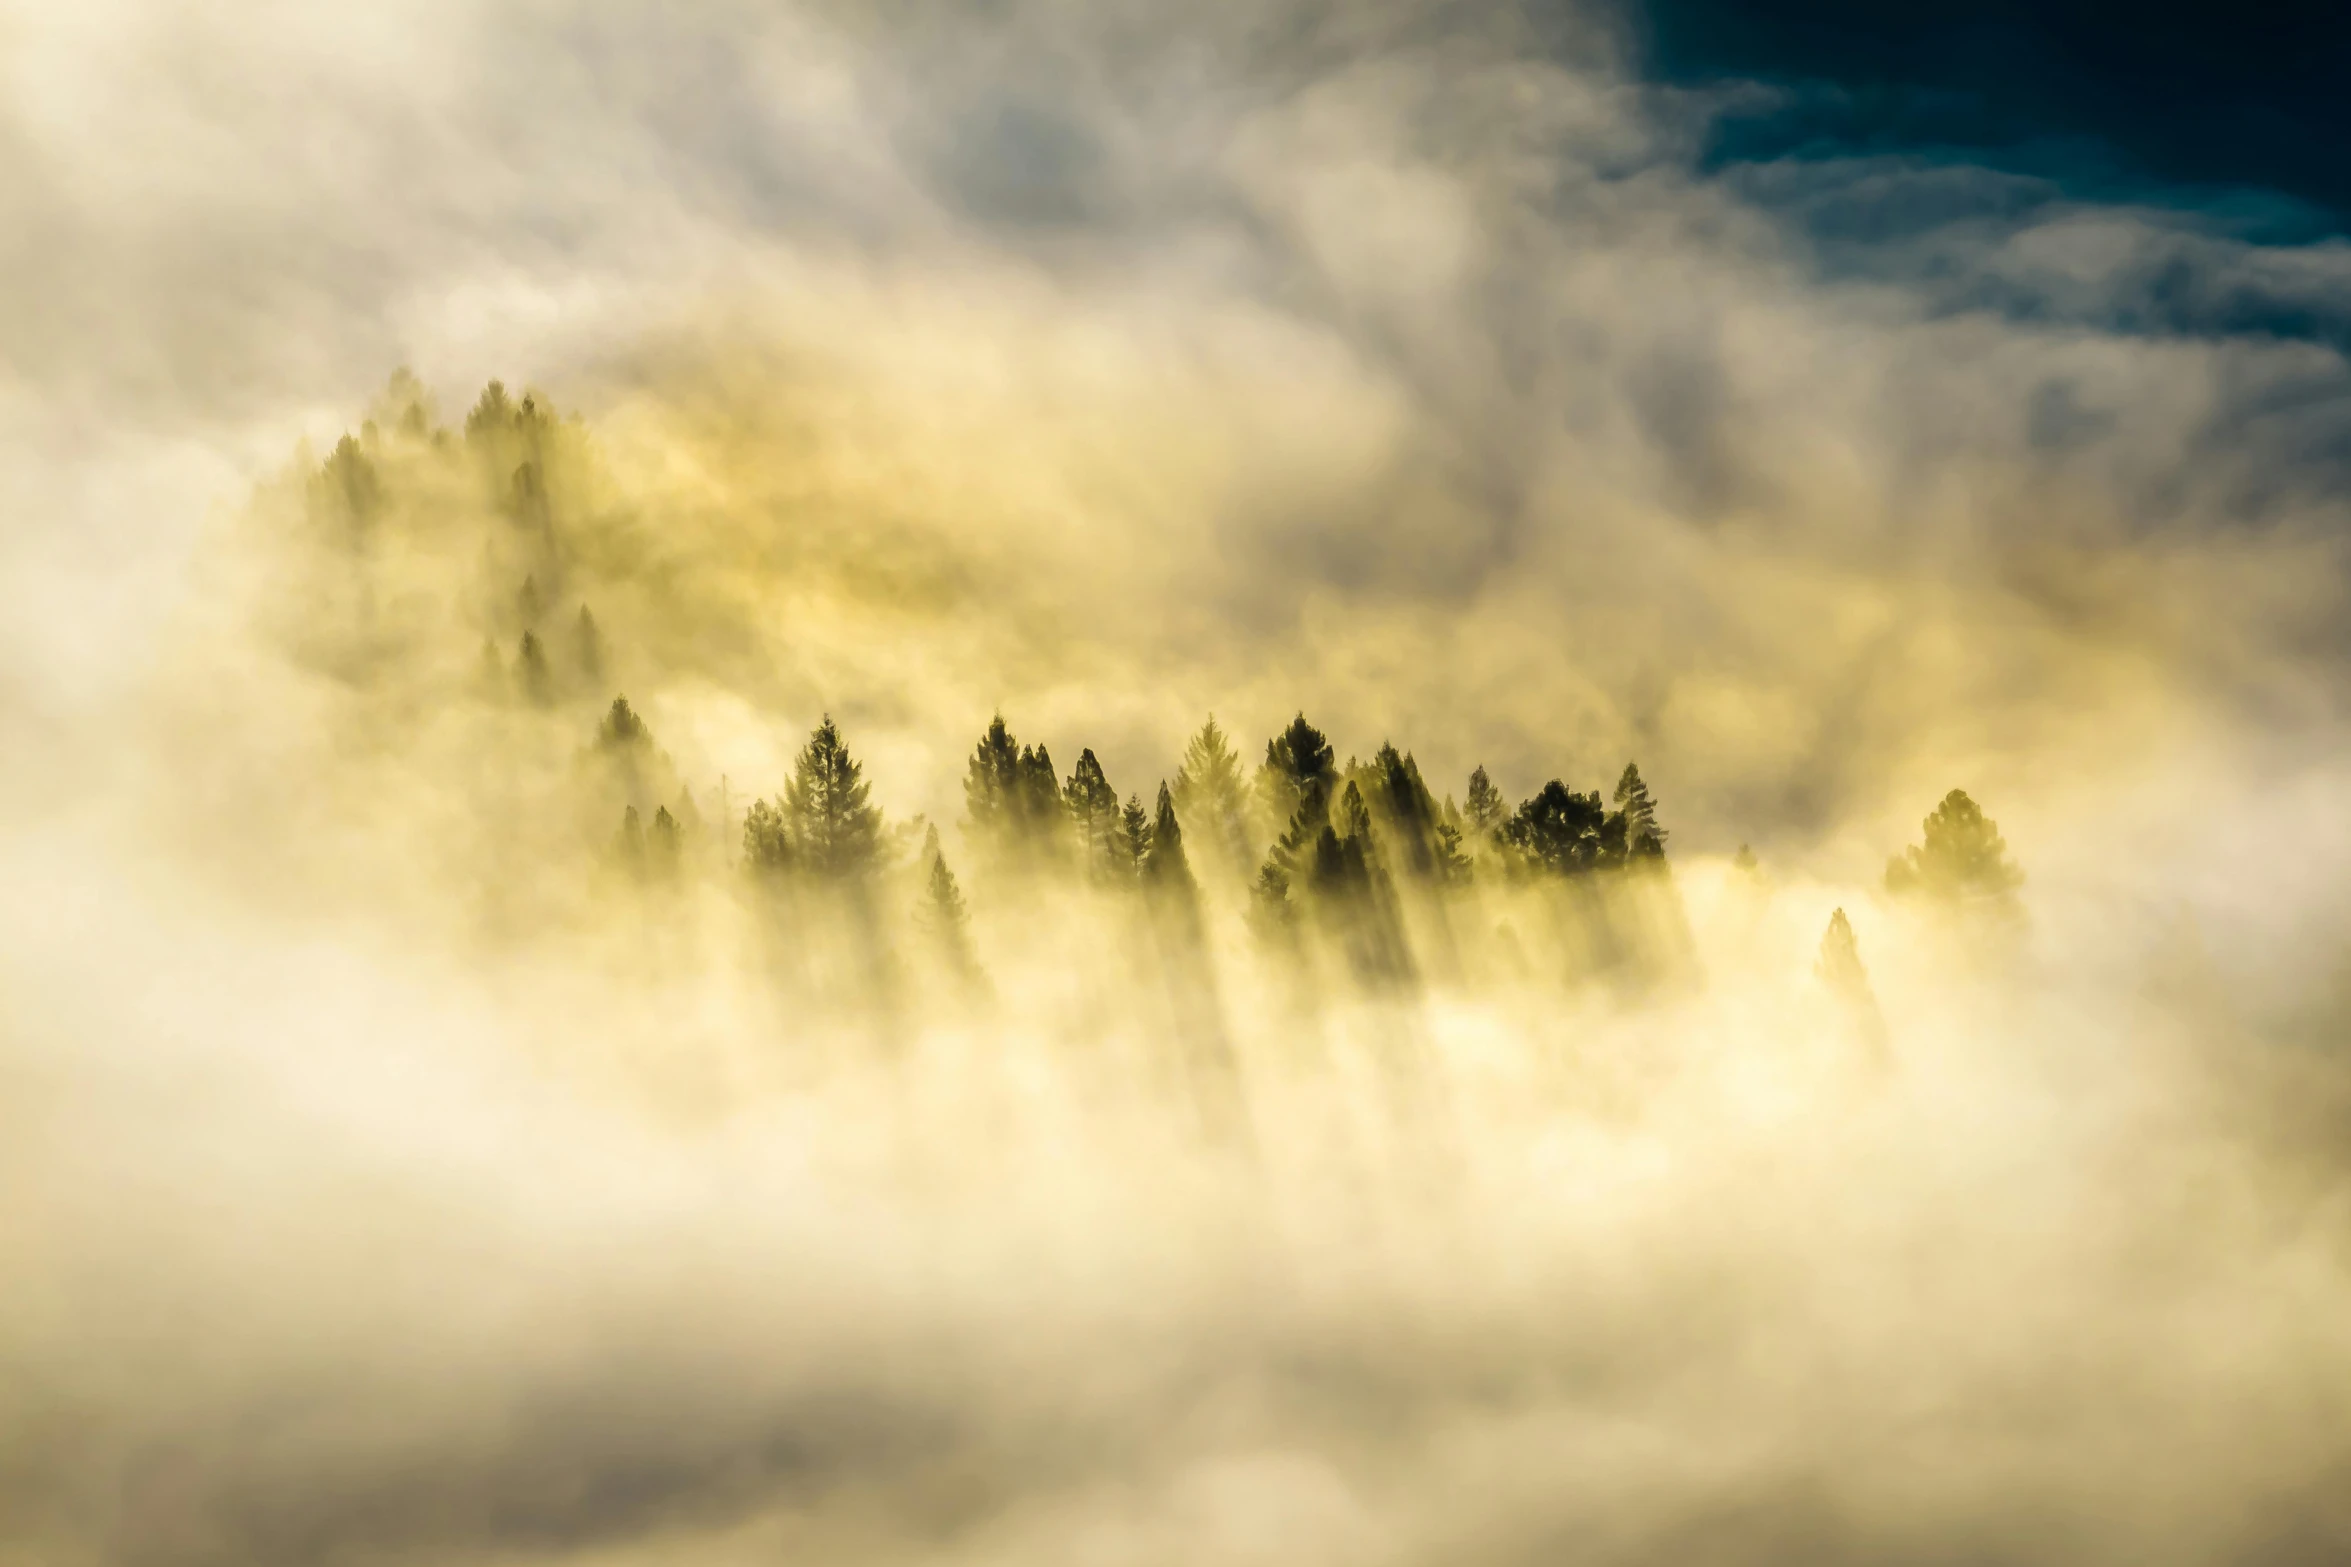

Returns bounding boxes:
[1464,765,1506,838]
[1499,781,1608,875]
[1064,748,1121,876]
[1613,763,1666,860]
[1885,790,2023,907]
[1369,742,1446,881]
[1017,744,1063,853]
[1173,716,1251,870]
[963,717,1066,870]
[786,716,884,879]
[597,696,648,750]
[1143,782,1192,890]
[1119,793,1151,876]
[742,798,794,875]
[1247,861,1296,944]
[516,631,553,704]
[576,606,604,682]
[963,716,1023,846]
[1257,713,1338,848]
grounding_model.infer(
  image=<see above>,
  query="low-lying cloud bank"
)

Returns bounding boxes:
[4,3,2351,1565]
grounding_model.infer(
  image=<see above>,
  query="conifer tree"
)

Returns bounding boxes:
[1119,794,1152,878]
[963,716,1023,853]
[1173,716,1252,871]
[576,605,605,682]
[742,798,793,876]
[517,630,553,705]
[1464,766,1506,839]
[649,805,681,871]
[786,716,884,880]
[1499,781,1608,875]
[1816,908,1870,998]
[597,696,648,751]
[1257,713,1338,846]
[914,823,975,965]
[1016,743,1065,857]
[1248,861,1297,945]
[1885,790,2022,909]
[616,804,644,866]
[1143,782,1193,890]
[1613,763,1667,860]
[1064,749,1121,876]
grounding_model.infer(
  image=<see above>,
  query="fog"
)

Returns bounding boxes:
[4,2,2351,1564]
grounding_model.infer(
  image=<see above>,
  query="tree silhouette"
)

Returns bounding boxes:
[1143,782,1192,890]
[1064,748,1121,878]
[576,605,605,682]
[1885,790,2022,909]
[1257,713,1338,851]
[1016,743,1064,858]
[742,798,794,876]
[1499,781,1607,875]
[597,696,648,751]
[649,805,681,872]
[1173,716,1251,871]
[786,716,884,879]
[1817,908,1869,997]
[514,631,554,705]
[1119,794,1152,878]
[914,823,977,978]
[1613,763,1666,861]
[963,715,1023,858]
[1464,765,1506,839]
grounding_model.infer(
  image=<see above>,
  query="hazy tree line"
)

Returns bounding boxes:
[307,377,2030,1019]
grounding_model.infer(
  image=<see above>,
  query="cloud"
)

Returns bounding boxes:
[4,3,2351,1565]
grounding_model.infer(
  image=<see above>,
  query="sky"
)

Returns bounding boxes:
[3,3,2350,1564]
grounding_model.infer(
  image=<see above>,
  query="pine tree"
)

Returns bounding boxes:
[1173,716,1251,869]
[1016,743,1065,859]
[1885,790,2022,908]
[1063,748,1121,877]
[1816,908,1870,998]
[1142,782,1193,889]
[615,804,644,866]
[742,798,794,876]
[1256,713,1338,846]
[576,605,605,682]
[1119,794,1152,877]
[1499,781,1608,875]
[1613,763,1666,861]
[597,695,648,750]
[516,630,553,704]
[1464,766,1506,839]
[649,805,681,871]
[963,716,1024,855]
[786,716,884,879]
[914,824,974,955]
